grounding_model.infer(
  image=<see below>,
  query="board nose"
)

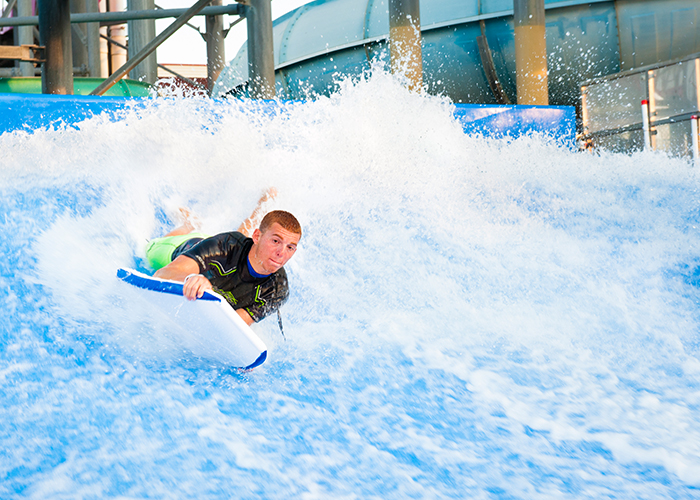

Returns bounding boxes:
[243,350,267,371]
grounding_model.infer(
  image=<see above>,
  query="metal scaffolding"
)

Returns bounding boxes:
[0,0,273,98]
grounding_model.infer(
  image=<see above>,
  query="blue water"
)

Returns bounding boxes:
[1,73,700,499]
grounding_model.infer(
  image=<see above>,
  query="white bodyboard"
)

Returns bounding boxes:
[116,268,267,370]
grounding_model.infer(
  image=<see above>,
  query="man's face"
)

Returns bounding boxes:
[251,222,300,275]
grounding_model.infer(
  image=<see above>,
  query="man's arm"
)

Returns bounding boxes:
[154,255,212,300]
[155,255,256,326]
[237,310,255,326]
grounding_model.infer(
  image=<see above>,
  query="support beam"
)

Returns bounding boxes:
[71,0,89,75]
[513,0,548,105]
[90,0,212,95]
[17,0,34,76]
[0,67,40,77]
[246,0,275,99]
[389,0,422,92]
[0,4,242,27]
[38,0,74,94]
[85,0,101,76]
[99,0,109,77]
[205,0,225,94]
[2,0,18,18]
[128,0,157,83]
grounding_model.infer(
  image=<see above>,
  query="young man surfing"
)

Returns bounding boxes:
[146,192,301,326]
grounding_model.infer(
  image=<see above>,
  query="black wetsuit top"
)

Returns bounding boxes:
[172,231,289,323]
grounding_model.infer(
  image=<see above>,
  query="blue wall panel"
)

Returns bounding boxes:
[0,94,575,146]
[453,103,576,145]
[0,94,141,133]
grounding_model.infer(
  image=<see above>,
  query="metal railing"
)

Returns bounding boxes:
[580,53,700,161]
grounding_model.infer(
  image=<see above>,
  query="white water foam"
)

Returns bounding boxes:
[1,72,700,498]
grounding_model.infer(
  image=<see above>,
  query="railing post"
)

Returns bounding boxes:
[641,99,652,151]
[692,115,699,166]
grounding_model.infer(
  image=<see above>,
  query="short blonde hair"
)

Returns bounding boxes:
[260,210,302,237]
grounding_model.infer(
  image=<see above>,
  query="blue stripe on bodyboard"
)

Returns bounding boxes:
[244,350,267,370]
[116,268,220,302]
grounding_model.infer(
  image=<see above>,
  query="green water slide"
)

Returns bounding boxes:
[0,77,151,97]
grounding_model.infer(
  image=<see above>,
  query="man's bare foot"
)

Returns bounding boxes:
[176,207,202,232]
[238,187,278,237]
[162,207,202,237]
[261,187,278,202]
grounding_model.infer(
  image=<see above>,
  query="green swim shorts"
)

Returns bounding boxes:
[145,232,209,271]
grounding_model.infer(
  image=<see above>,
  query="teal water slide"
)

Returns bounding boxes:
[215,0,700,106]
